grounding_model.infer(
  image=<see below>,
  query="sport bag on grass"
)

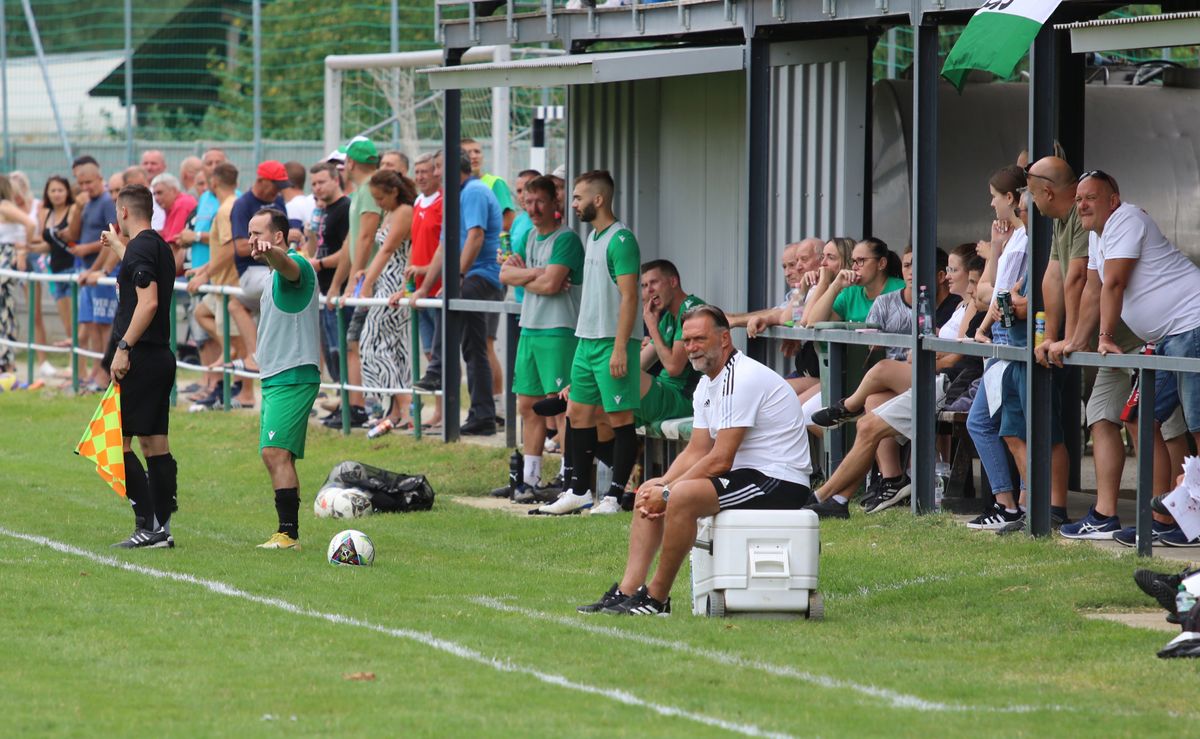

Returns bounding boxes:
[324,460,436,513]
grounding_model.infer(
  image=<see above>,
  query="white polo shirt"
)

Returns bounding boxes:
[692,350,811,486]
[1087,202,1200,343]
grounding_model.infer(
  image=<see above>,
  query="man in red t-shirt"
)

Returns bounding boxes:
[152,172,198,275]
[393,152,443,427]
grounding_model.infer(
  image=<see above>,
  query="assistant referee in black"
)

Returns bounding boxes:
[101,184,179,549]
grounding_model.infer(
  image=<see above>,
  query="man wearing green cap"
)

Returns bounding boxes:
[326,136,383,427]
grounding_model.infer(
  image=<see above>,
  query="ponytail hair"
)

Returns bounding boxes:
[862,237,901,278]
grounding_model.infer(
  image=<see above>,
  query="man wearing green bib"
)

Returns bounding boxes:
[499,176,584,502]
[247,208,322,551]
[636,259,706,428]
[538,170,641,516]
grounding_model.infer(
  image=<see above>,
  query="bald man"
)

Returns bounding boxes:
[141,149,167,179]
[729,238,822,331]
[180,156,203,193]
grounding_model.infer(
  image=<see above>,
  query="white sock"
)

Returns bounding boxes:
[523,455,542,487]
[832,494,849,505]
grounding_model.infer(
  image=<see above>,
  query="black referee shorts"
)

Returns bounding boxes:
[119,344,177,437]
[711,469,811,511]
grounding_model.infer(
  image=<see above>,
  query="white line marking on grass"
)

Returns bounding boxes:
[0,527,791,739]
[471,596,1059,715]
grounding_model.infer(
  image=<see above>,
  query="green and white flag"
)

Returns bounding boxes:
[941,0,1063,91]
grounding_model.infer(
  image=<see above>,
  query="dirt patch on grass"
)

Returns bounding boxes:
[1081,611,1177,632]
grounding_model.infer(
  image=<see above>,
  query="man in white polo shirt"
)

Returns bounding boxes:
[577,305,812,616]
[1059,170,1200,540]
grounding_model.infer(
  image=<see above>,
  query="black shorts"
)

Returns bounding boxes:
[118,344,176,437]
[347,307,368,343]
[711,469,811,511]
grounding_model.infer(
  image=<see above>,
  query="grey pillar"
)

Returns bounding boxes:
[124,0,133,164]
[252,0,262,163]
[1058,33,1086,492]
[442,47,465,442]
[1135,368,1156,557]
[1026,25,1056,537]
[909,21,938,514]
[745,37,771,363]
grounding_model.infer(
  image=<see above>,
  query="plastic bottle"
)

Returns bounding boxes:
[934,459,950,511]
[506,449,522,496]
[1034,311,1046,347]
[1177,585,1197,617]
[917,286,932,336]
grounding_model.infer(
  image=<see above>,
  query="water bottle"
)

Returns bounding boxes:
[1178,585,1197,617]
[917,286,932,336]
[506,449,522,495]
[595,460,613,501]
[934,460,951,511]
[1034,311,1046,347]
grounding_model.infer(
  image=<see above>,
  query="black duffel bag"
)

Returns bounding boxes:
[324,460,436,513]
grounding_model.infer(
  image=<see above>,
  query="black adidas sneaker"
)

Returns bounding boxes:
[578,583,630,614]
[113,528,171,549]
[602,585,671,616]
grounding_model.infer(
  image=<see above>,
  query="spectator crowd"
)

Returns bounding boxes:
[3,142,1200,545]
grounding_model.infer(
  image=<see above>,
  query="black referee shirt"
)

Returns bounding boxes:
[113,229,175,347]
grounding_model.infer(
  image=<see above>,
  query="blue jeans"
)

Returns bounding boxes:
[1156,324,1200,433]
[417,309,436,355]
[320,306,350,382]
[967,360,1015,495]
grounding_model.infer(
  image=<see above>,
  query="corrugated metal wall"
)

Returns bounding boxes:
[768,38,870,307]
[568,74,746,316]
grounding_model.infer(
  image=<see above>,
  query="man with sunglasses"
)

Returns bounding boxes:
[1029,158,1141,535]
[1056,170,1200,542]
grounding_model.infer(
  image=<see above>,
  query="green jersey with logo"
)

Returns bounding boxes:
[655,293,706,390]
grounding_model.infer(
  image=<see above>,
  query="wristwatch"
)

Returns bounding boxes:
[117,339,131,351]
[660,484,671,503]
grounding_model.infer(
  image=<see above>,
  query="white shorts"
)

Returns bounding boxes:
[238,266,270,311]
[873,374,948,441]
[202,292,240,338]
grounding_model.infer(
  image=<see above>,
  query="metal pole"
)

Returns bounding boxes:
[391,0,401,152]
[26,279,35,382]
[1135,369,1156,557]
[886,28,897,79]
[1,3,10,172]
[910,19,939,514]
[222,293,231,411]
[442,47,465,442]
[745,37,771,363]
[70,281,79,393]
[337,304,350,435]
[18,0,72,166]
[1026,25,1056,537]
[491,45,511,182]
[252,0,263,163]
[124,0,133,165]
[505,313,518,448]
[411,304,422,440]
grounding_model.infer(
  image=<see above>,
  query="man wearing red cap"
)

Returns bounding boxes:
[227,160,288,407]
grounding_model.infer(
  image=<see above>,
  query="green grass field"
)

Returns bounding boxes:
[2,390,1199,737]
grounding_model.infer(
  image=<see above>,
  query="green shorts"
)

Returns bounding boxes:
[635,376,693,426]
[569,337,641,413]
[513,331,577,397]
[260,382,321,458]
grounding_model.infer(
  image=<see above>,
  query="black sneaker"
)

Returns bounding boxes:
[461,418,497,436]
[1158,631,1200,659]
[530,482,563,504]
[859,475,883,509]
[511,484,539,504]
[966,503,1023,531]
[577,583,630,613]
[864,476,911,514]
[810,399,862,428]
[413,375,440,393]
[804,496,850,520]
[113,528,171,549]
[996,518,1027,536]
[490,484,512,498]
[602,585,671,616]
[323,405,370,429]
[1135,568,1184,614]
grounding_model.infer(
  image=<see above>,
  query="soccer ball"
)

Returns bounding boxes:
[330,488,373,519]
[313,487,341,518]
[327,529,374,566]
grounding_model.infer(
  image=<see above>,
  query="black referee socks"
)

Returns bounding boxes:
[275,488,300,539]
[146,453,178,530]
[609,424,638,500]
[123,451,154,530]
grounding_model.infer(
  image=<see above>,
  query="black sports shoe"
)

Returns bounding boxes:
[804,496,850,520]
[413,375,441,393]
[859,475,883,509]
[1135,569,1185,614]
[578,583,630,614]
[113,528,171,549]
[996,508,1071,535]
[602,585,671,616]
[323,405,370,429]
[461,418,497,436]
[810,399,863,428]
[864,476,911,514]
[490,484,512,498]
[511,484,540,504]
[966,503,1023,531]
[1158,631,1200,658]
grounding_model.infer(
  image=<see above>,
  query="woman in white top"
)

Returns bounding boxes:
[9,171,50,371]
[973,164,1028,345]
[357,169,416,436]
[0,174,37,371]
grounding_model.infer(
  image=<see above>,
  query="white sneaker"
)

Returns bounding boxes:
[537,489,593,515]
[38,360,57,378]
[589,496,622,515]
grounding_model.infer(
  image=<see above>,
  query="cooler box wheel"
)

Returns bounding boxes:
[806,591,824,621]
[706,590,726,618]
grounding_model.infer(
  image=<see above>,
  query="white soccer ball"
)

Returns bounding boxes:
[313,487,344,518]
[327,529,374,566]
[329,488,373,519]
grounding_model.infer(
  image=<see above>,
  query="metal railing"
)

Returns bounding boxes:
[433,0,735,43]
[0,267,444,440]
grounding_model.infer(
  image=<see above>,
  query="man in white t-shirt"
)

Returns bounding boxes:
[577,305,812,616]
[1059,170,1200,540]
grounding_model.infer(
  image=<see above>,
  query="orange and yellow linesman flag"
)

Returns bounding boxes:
[74,382,126,497]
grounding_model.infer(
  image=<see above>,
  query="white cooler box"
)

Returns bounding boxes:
[690,509,822,619]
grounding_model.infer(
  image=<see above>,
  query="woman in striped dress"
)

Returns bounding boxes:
[358,169,416,435]
[0,174,37,372]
